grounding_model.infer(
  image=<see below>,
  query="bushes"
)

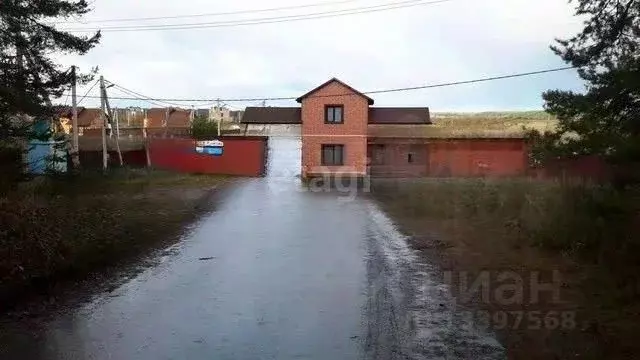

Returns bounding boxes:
[191,116,218,140]
[0,170,225,309]
[0,146,26,193]
[373,178,640,358]
[372,178,639,267]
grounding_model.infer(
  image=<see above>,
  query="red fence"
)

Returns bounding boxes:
[529,155,613,182]
[427,139,528,177]
[148,137,268,177]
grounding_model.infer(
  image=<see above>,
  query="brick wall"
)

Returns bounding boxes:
[368,141,429,177]
[301,81,369,178]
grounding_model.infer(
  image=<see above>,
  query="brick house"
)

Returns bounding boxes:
[145,108,193,128]
[58,107,103,134]
[58,106,196,140]
[242,78,530,178]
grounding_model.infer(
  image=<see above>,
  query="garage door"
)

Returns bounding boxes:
[266,136,302,180]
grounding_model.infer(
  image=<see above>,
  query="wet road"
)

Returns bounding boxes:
[0,138,504,360]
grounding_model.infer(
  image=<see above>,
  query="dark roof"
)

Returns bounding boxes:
[240,106,431,125]
[295,78,374,105]
[241,107,301,124]
[369,107,431,124]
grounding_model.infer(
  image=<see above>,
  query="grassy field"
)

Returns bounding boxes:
[372,178,640,360]
[431,111,557,137]
[432,110,552,119]
[369,111,558,139]
[0,169,230,310]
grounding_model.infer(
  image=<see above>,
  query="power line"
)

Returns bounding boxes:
[65,0,444,31]
[62,86,71,106]
[364,66,577,95]
[52,0,362,24]
[76,79,99,106]
[63,0,453,32]
[106,81,197,107]
[223,103,245,110]
[108,84,182,108]
[65,66,576,104]
[108,81,237,108]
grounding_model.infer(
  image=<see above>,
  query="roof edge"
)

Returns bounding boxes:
[296,78,374,105]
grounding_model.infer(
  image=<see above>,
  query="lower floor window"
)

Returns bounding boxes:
[321,144,344,166]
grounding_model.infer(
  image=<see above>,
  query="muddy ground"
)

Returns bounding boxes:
[372,180,640,360]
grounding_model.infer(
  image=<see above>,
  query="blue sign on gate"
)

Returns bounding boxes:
[196,140,224,156]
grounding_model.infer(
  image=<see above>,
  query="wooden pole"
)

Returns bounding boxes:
[145,139,152,168]
[103,84,123,166]
[99,76,108,171]
[115,107,120,137]
[70,66,80,169]
[216,99,222,137]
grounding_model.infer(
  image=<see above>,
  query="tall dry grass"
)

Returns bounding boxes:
[0,170,226,309]
[372,178,640,358]
[372,178,640,269]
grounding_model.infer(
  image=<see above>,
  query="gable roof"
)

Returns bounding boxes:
[295,78,374,105]
[242,107,301,124]
[146,108,192,128]
[369,108,431,124]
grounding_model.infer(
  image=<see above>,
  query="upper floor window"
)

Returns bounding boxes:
[325,105,344,124]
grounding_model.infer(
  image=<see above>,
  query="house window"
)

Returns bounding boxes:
[321,144,344,166]
[371,145,386,165]
[408,145,422,164]
[325,105,344,124]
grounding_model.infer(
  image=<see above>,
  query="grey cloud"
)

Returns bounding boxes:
[55,0,584,110]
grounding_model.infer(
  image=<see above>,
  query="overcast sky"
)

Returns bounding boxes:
[54,0,585,111]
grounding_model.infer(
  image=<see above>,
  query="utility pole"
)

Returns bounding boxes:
[70,66,80,169]
[99,76,108,171]
[114,107,120,137]
[102,81,123,166]
[216,98,222,137]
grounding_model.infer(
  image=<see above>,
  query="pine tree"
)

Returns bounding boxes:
[532,0,640,165]
[0,0,100,142]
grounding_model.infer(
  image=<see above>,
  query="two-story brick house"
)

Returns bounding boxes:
[241,78,529,179]
[297,78,376,179]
